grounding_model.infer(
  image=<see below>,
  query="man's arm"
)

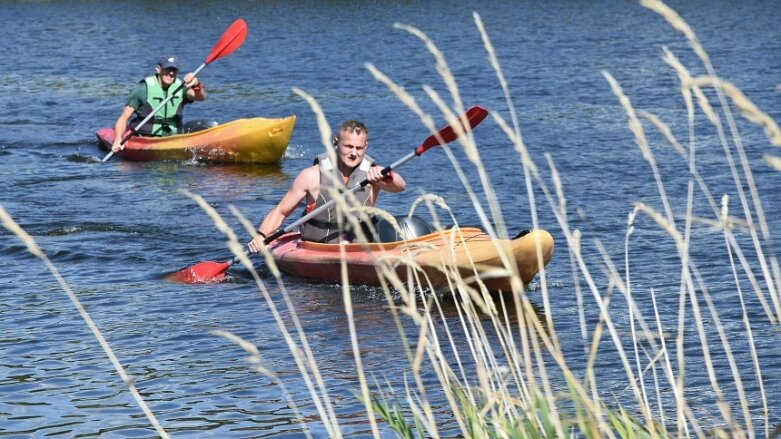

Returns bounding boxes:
[111,105,137,152]
[111,83,148,152]
[248,166,319,252]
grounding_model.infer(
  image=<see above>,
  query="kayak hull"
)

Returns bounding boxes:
[96,116,295,163]
[268,227,554,292]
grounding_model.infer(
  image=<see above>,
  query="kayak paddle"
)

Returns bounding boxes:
[101,18,248,162]
[165,105,490,284]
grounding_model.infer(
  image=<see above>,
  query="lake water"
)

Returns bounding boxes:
[2,0,780,437]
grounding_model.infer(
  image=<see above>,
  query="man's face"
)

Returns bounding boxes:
[156,65,178,88]
[336,130,368,169]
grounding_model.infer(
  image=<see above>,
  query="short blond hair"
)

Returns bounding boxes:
[338,120,368,139]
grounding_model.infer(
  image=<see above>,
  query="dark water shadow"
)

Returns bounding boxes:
[40,222,166,237]
[67,153,102,163]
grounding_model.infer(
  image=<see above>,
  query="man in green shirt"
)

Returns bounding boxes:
[111,55,206,152]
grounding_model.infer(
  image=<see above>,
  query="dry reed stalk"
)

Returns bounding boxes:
[308,192,390,438]
[661,44,781,345]
[649,286,696,437]
[692,262,754,436]
[291,87,334,156]
[231,201,350,434]
[530,207,618,434]
[342,194,552,435]
[369,56,542,383]
[364,63,436,134]
[510,135,654,435]
[717,217,780,327]
[408,199,522,427]
[591,238,660,431]
[367,60,500,241]
[765,155,781,172]
[605,58,751,433]
[392,23,465,124]
[371,259,452,436]
[475,11,549,290]
[211,329,313,439]
[427,88,502,235]
[474,12,549,294]
[640,0,710,66]
[492,112,557,346]
[182,190,342,437]
[647,2,781,337]
[290,90,387,437]
[338,241,383,438]
[439,289,533,435]
[603,71,676,228]
[368,60,505,265]
[389,279,467,438]
[623,209,654,419]
[639,108,721,216]
[687,75,781,238]
[0,205,170,438]
[391,25,534,323]
[720,196,770,435]
[491,293,533,416]
[545,152,592,354]
[634,202,758,435]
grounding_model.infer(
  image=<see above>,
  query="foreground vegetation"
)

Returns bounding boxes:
[3,0,781,437]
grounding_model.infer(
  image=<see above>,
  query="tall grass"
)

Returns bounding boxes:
[4,0,780,437]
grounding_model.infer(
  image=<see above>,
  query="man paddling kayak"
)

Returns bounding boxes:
[248,120,406,251]
[111,55,206,153]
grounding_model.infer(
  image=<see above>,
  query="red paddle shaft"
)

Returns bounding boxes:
[101,18,248,162]
[166,105,489,283]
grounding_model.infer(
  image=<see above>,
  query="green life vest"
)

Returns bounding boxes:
[133,76,185,136]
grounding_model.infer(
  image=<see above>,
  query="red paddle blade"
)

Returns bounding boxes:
[165,260,231,284]
[205,18,248,64]
[416,105,489,154]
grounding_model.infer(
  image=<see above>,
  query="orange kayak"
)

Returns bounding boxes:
[96,116,295,163]
[268,227,554,292]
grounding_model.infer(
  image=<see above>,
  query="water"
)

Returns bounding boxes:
[2,0,781,436]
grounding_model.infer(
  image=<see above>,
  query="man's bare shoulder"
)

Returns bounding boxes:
[293,164,320,189]
[300,164,320,179]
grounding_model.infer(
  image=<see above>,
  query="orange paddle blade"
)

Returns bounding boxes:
[415,105,488,154]
[165,260,231,284]
[205,18,248,64]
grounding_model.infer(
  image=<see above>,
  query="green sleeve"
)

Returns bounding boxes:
[125,82,147,110]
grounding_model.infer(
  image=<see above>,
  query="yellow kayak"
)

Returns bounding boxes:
[96,116,295,163]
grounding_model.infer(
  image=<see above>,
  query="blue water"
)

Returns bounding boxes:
[2,0,781,436]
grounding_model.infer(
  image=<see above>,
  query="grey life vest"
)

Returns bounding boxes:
[300,151,375,243]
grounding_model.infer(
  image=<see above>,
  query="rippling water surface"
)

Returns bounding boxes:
[2,0,781,436]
